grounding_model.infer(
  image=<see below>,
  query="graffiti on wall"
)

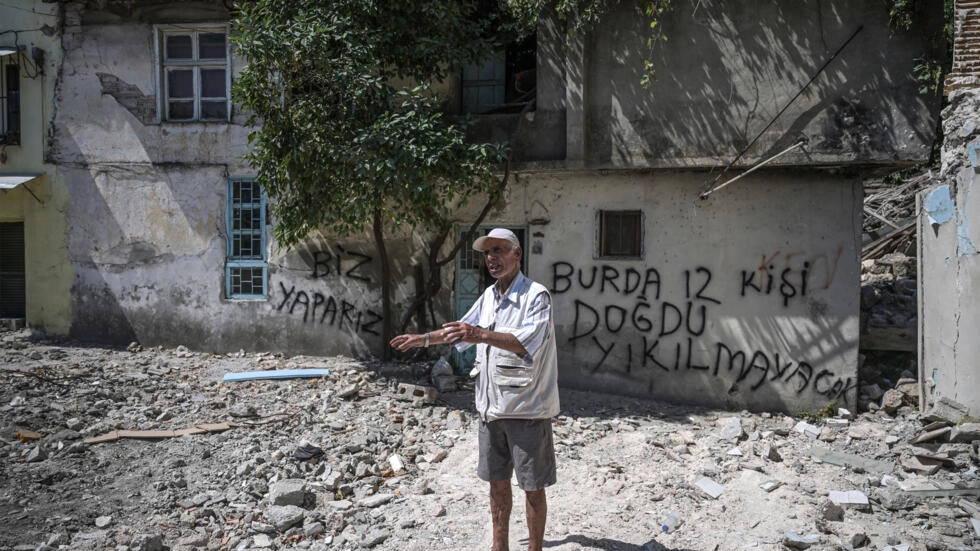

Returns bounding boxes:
[276,246,382,336]
[549,247,855,402]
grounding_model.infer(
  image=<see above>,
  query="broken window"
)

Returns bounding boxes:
[158,25,229,122]
[226,177,267,299]
[461,33,535,114]
[598,210,643,259]
[0,51,20,145]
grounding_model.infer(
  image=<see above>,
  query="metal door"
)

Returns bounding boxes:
[0,222,25,318]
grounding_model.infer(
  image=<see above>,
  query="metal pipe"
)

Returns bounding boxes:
[699,140,806,199]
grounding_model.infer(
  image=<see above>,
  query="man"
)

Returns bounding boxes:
[390,228,559,551]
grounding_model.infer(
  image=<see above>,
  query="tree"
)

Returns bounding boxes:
[232,1,670,359]
[232,1,532,358]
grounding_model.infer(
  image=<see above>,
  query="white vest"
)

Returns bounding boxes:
[473,275,560,421]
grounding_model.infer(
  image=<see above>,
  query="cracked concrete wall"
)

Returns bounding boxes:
[479,0,945,168]
[919,90,980,416]
[442,170,862,414]
[54,3,395,355]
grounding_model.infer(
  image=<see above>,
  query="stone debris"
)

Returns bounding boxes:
[783,531,821,549]
[1,330,979,551]
[794,421,822,439]
[719,417,744,441]
[394,383,437,406]
[828,489,870,511]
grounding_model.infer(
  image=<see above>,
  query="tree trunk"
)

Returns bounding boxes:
[373,208,393,361]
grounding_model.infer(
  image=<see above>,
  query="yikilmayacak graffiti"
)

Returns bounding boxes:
[272,243,854,401]
[275,246,383,336]
[550,247,857,402]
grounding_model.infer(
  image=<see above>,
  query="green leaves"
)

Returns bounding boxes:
[232,0,508,248]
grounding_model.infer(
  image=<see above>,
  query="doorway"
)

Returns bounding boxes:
[0,222,25,319]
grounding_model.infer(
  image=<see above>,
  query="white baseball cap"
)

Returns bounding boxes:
[472,228,519,251]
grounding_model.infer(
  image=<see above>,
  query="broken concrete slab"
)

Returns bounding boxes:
[760,480,783,492]
[719,417,744,441]
[880,389,906,414]
[794,421,822,439]
[807,446,895,474]
[394,383,437,406]
[911,426,952,444]
[782,531,820,549]
[828,490,870,510]
[902,455,942,475]
[263,504,305,531]
[924,397,970,424]
[268,479,307,506]
[949,423,980,442]
[876,487,920,511]
[694,477,724,499]
[757,442,782,462]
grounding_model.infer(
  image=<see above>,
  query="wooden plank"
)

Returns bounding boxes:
[860,325,917,351]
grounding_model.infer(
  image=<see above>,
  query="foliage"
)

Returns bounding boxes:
[504,0,673,86]
[231,1,510,249]
[796,400,838,422]
[886,0,954,97]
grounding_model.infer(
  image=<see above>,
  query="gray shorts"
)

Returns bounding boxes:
[477,418,557,491]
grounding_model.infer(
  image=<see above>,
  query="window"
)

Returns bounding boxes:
[226,177,267,299]
[461,34,535,114]
[0,51,20,145]
[598,210,643,258]
[158,25,229,122]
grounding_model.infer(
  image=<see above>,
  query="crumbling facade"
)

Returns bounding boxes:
[919,0,980,415]
[4,0,945,413]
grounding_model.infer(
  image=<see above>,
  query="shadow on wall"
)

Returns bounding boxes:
[61,163,138,345]
[54,122,234,348]
[581,0,942,168]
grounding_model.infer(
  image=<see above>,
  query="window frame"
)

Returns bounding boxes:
[225,176,268,300]
[596,210,644,260]
[0,50,21,146]
[155,24,231,123]
[460,32,536,115]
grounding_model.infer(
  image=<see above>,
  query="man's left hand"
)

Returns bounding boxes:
[441,321,481,344]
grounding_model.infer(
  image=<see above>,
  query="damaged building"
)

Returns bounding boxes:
[0,0,948,413]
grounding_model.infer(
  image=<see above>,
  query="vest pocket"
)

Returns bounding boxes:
[491,349,533,387]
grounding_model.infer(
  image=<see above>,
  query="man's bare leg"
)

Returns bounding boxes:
[490,480,512,551]
[526,488,547,551]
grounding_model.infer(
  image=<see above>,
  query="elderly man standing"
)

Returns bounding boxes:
[390,228,559,551]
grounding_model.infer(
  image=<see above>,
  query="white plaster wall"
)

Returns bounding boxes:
[56,14,390,355]
[468,170,862,413]
[920,165,980,415]
[54,18,251,168]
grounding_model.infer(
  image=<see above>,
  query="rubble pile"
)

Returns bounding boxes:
[860,251,917,353]
[1,330,979,551]
[861,173,931,261]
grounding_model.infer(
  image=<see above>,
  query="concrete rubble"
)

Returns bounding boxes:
[1,329,979,550]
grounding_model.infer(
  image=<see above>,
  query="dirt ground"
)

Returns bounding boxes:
[1,329,977,551]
